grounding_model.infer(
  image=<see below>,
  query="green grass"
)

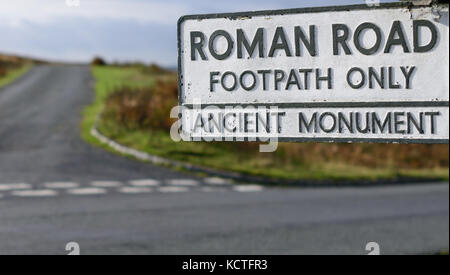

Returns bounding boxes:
[82,66,449,182]
[0,64,31,88]
[81,66,156,145]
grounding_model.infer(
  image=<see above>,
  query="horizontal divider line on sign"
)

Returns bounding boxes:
[182,101,450,109]
[186,137,450,144]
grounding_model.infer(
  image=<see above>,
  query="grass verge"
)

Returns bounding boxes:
[82,65,449,182]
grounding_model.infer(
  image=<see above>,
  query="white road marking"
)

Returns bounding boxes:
[0,183,32,191]
[44,182,79,189]
[167,179,199,187]
[118,187,152,194]
[0,178,242,199]
[12,189,58,197]
[158,186,189,193]
[204,177,231,185]
[91,181,122,188]
[129,179,160,187]
[233,185,264,192]
[201,187,227,193]
[68,188,107,195]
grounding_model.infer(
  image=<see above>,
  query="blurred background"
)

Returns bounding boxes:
[1,0,448,182]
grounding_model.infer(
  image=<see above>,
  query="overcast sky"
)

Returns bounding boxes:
[0,0,397,67]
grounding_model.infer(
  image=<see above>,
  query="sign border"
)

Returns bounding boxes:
[177,2,450,144]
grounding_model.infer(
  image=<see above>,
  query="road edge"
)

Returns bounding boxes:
[89,118,448,187]
[0,64,32,90]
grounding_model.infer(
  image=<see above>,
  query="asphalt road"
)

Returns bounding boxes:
[0,65,448,255]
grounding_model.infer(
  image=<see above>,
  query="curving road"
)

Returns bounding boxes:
[0,65,448,255]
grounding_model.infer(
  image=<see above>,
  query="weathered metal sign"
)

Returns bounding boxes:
[177,3,449,144]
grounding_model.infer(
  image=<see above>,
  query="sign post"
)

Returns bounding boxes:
[177,2,449,144]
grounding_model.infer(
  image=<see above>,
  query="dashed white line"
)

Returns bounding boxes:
[118,187,152,194]
[129,179,160,187]
[0,178,263,199]
[158,186,189,193]
[201,187,227,193]
[233,185,264,192]
[91,181,122,188]
[44,182,79,189]
[67,188,107,195]
[12,189,58,197]
[0,183,32,191]
[204,177,231,185]
[167,179,199,187]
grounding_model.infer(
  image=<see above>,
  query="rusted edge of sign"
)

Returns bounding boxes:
[177,2,450,144]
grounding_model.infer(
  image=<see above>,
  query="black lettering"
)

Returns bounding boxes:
[425,112,440,134]
[356,112,370,133]
[240,71,257,91]
[347,67,366,89]
[394,112,406,134]
[286,69,302,90]
[414,20,438,53]
[368,67,385,89]
[299,69,313,90]
[316,68,333,89]
[372,112,392,134]
[269,27,292,57]
[194,114,206,132]
[209,30,234,60]
[338,112,355,133]
[299,112,318,133]
[389,67,401,89]
[274,70,286,91]
[190,31,207,61]
[354,22,382,55]
[256,112,271,133]
[223,113,237,133]
[333,24,351,55]
[221,71,237,91]
[257,70,271,91]
[276,112,286,133]
[385,21,410,53]
[320,112,337,133]
[400,66,416,89]
[208,113,223,133]
[237,28,264,59]
[244,113,254,133]
[294,25,317,56]
[407,112,424,134]
[210,71,220,92]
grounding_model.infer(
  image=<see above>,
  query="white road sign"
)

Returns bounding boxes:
[177,2,449,143]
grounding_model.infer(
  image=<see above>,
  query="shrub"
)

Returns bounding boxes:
[140,64,168,75]
[91,57,107,66]
[99,70,449,172]
[102,79,178,131]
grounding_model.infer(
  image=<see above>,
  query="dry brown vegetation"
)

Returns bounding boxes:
[0,53,46,66]
[103,78,178,131]
[0,54,29,82]
[0,56,22,73]
[91,57,107,66]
